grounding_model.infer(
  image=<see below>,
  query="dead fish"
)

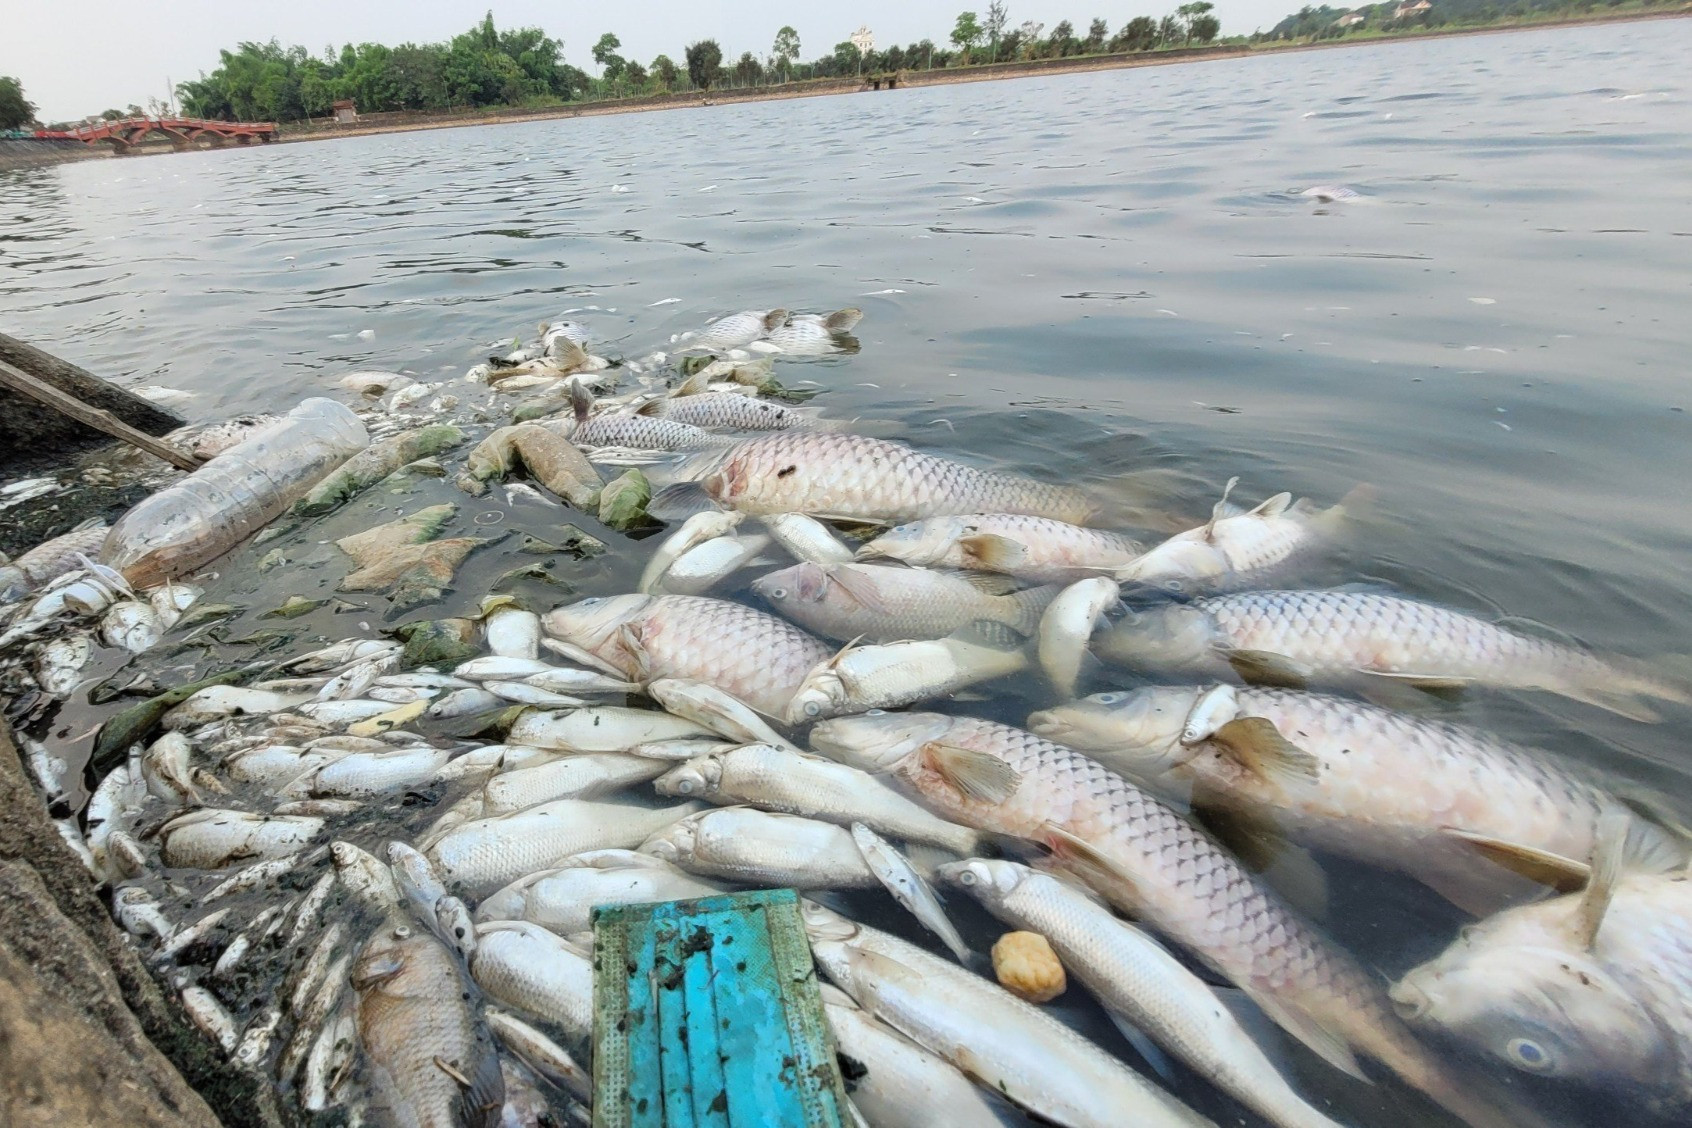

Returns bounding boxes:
[753,560,1055,643]
[1094,589,1692,721]
[682,308,791,351]
[690,432,1095,524]
[786,631,1028,723]
[543,593,832,718]
[354,924,504,1128]
[859,513,1144,583]
[637,390,821,431]
[1114,481,1359,596]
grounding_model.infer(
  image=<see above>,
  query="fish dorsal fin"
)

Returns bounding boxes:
[1202,476,1240,542]
[1439,829,1591,894]
[1243,991,1369,1083]
[954,570,1023,596]
[634,397,665,418]
[956,533,1029,574]
[672,370,710,398]
[920,740,1020,803]
[1576,809,1629,950]
[760,308,791,332]
[1208,718,1321,786]
[824,308,864,333]
[569,379,594,424]
[1248,492,1294,519]
[553,337,590,370]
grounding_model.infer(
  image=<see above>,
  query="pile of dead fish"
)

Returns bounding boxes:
[5,302,1690,1128]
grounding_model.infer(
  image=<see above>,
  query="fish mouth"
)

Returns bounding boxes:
[1388,978,1433,1022]
[1025,709,1071,739]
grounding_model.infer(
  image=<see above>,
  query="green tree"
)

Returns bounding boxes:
[593,32,626,80]
[985,2,1009,61]
[684,40,723,89]
[1157,14,1182,43]
[831,40,862,74]
[0,76,38,129]
[625,60,648,88]
[772,25,800,77]
[1085,17,1109,51]
[1189,12,1222,41]
[1176,2,1216,41]
[733,51,763,85]
[950,11,984,61]
[1048,19,1076,56]
[1113,15,1158,49]
[651,54,679,89]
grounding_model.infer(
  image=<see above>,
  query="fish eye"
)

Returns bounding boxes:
[769,587,788,600]
[1091,692,1125,704]
[957,870,978,886]
[1161,579,1187,594]
[803,701,822,717]
[578,597,602,607]
[675,778,696,794]
[866,709,886,716]
[1506,1037,1554,1072]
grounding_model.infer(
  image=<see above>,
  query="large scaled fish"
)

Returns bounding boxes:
[690,432,1096,524]
[1094,589,1691,721]
[1114,481,1358,595]
[857,513,1144,583]
[757,309,863,355]
[547,382,735,453]
[354,924,504,1128]
[1392,817,1692,1110]
[543,593,832,717]
[752,560,1056,642]
[683,308,791,351]
[637,389,821,432]
[1031,685,1688,913]
[810,712,1529,1128]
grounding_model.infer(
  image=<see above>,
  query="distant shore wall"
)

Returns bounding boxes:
[0,137,102,170]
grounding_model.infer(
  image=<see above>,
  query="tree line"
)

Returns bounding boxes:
[160,6,1226,124]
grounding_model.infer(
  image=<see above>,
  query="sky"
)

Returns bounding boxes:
[2,0,1297,123]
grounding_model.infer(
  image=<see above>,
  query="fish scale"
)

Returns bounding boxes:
[835,713,1524,1128]
[860,513,1143,581]
[622,595,833,717]
[648,392,816,431]
[700,432,1096,524]
[546,412,734,452]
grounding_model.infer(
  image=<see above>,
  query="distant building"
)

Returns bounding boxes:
[331,99,358,125]
[1335,11,1367,25]
[1393,0,1432,17]
[850,26,875,55]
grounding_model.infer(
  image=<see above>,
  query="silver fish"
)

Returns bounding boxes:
[543,593,832,718]
[354,924,504,1128]
[475,850,723,933]
[762,512,856,565]
[159,808,325,869]
[480,752,669,815]
[638,511,745,594]
[469,921,594,1040]
[753,560,1055,643]
[860,514,1143,582]
[1037,576,1121,699]
[1031,685,1688,913]
[637,391,820,431]
[684,308,790,351]
[850,823,970,962]
[642,807,880,889]
[786,633,1028,723]
[694,432,1096,524]
[1095,589,1692,721]
[942,858,1344,1128]
[1114,483,1355,595]
[652,742,980,854]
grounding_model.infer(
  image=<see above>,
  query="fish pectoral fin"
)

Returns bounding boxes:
[1041,822,1149,910]
[1245,992,1370,1083]
[1218,648,1312,688]
[1439,828,1591,894]
[823,565,896,615]
[956,533,1030,574]
[1575,809,1631,950]
[1105,1008,1178,1082]
[952,568,1024,596]
[1356,670,1475,694]
[920,741,1020,803]
[616,623,653,682]
[1202,476,1240,542]
[1208,717,1321,786]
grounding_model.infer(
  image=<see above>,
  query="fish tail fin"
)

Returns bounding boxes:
[569,379,594,424]
[760,308,791,332]
[823,308,864,333]
[1311,482,1378,537]
[550,336,590,371]
[646,482,718,523]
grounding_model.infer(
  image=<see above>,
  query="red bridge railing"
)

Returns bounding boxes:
[55,117,279,153]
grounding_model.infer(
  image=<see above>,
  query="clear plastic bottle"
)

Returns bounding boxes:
[102,398,368,587]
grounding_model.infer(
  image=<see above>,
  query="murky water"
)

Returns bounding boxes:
[4,18,1692,1128]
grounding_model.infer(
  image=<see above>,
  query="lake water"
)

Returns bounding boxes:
[3,18,1692,1128]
